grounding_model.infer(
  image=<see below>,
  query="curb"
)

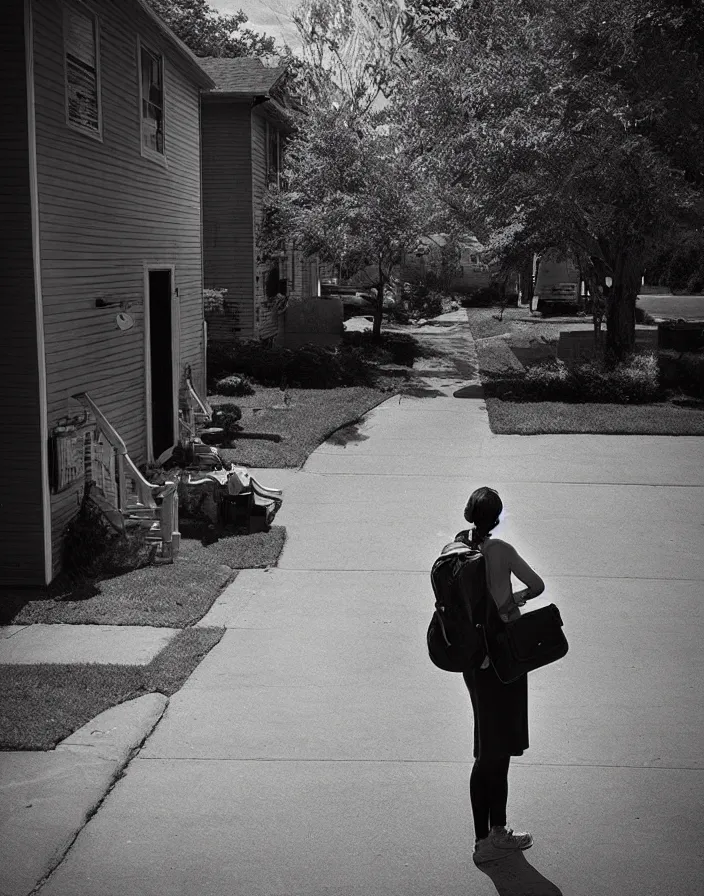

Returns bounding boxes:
[0,694,168,896]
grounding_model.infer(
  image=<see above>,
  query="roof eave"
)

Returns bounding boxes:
[132,0,216,89]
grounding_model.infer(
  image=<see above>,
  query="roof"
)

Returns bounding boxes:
[198,57,287,96]
[132,0,215,89]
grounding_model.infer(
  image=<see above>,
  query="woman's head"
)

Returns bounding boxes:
[464,487,503,539]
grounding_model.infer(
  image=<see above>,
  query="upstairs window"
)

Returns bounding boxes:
[140,44,164,156]
[64,3,102,137]
[267,125,280,187]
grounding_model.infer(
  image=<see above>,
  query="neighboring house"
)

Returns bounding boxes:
[1,0,214,587]
[199,57,325,346]
[402,234,493,295]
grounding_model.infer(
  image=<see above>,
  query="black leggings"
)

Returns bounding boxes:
[470,754,511,841]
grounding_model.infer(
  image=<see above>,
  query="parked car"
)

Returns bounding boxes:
[321,284,394,319]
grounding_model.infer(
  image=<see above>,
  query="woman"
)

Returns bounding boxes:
[457,486,545,865]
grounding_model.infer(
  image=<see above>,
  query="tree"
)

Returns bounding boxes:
[261,0,438,340]
[145,0,278,58]
[261,105,432,339]
[395,0,704,361]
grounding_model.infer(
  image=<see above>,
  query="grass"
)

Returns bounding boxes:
[7,527,286,628]
[0,627,224,751]
[485,398,704,435]
[211,386,392,467]
[466,304,704,435]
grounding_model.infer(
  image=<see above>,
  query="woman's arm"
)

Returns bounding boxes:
[508,545,545,604]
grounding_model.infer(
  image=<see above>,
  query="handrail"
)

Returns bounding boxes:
[186,378,212,419]
[72,392,127,455]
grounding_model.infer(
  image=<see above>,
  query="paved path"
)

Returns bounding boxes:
[36,320,704,896]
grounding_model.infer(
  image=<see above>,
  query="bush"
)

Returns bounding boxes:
[658,350,704,399]
[207,333,424,390]
[400,284,445,318]
[341,330,423,367]
[63,495,156,581]
[214,374,255,397]
[203,287,227,314]
[211,404,242,437]
[485,354,663,403]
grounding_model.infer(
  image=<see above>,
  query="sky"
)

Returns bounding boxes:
[209,0,302,51]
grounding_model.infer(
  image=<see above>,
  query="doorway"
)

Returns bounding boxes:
[147,269,175,459]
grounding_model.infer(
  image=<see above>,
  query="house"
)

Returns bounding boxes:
[199,57,327,346]
[401,234,493,295]
[1,0,214,587]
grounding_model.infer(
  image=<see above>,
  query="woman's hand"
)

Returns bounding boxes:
[513,588,531,607]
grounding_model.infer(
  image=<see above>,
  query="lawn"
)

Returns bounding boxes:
[486,398,704,435]
[8,527,286,628]
[465,305,704,436]
[211,385,394,468]
[0,627,224,751]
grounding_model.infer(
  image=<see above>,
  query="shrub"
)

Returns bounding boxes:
[203,287,227,314]
[211,404,242,437]
[658,350,704,399]
[214,374,255,397]
[399,284,445,318]
[485,354,663,403]
[341,330,423,367]
[63,494,156,580]
[207,333,424,390]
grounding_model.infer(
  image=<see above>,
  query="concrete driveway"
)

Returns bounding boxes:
[35,329,704,896]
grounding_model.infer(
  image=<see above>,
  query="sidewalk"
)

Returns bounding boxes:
[5,316,704,895]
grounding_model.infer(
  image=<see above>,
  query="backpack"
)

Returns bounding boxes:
[427,540,489,673]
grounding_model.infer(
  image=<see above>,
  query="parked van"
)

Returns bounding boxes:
[533,249,582,311]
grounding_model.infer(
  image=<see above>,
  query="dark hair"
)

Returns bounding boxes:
[464,487,503,545]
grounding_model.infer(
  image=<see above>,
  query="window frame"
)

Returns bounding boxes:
[63,1,103,141]
[137,37,167,166]
[266,122,280,188]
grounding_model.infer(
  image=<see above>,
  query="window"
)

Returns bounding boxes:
[64,3,102,137]
[140,44,164,155]
[267,125,280,186]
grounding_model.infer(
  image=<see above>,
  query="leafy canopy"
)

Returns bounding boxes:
[145,0,278,57]
[395,0,704,356]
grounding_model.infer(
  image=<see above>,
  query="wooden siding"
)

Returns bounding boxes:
[201,100,254,341]
[31,0,206,576]
[0,1,48,587]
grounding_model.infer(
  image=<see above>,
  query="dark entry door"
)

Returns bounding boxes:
[148,270,174,459]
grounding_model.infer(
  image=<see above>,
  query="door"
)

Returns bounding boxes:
[148,269,174,459]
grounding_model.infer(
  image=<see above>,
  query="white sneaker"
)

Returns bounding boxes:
[489,825,533,851]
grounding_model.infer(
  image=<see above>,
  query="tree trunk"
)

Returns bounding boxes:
[372,263,384,342]
[605,252,642,364]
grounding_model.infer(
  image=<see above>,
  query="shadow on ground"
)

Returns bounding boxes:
[453,384,485,399]
[475,851,563,896]
[327,422,370,446]
[400,384,447,398]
